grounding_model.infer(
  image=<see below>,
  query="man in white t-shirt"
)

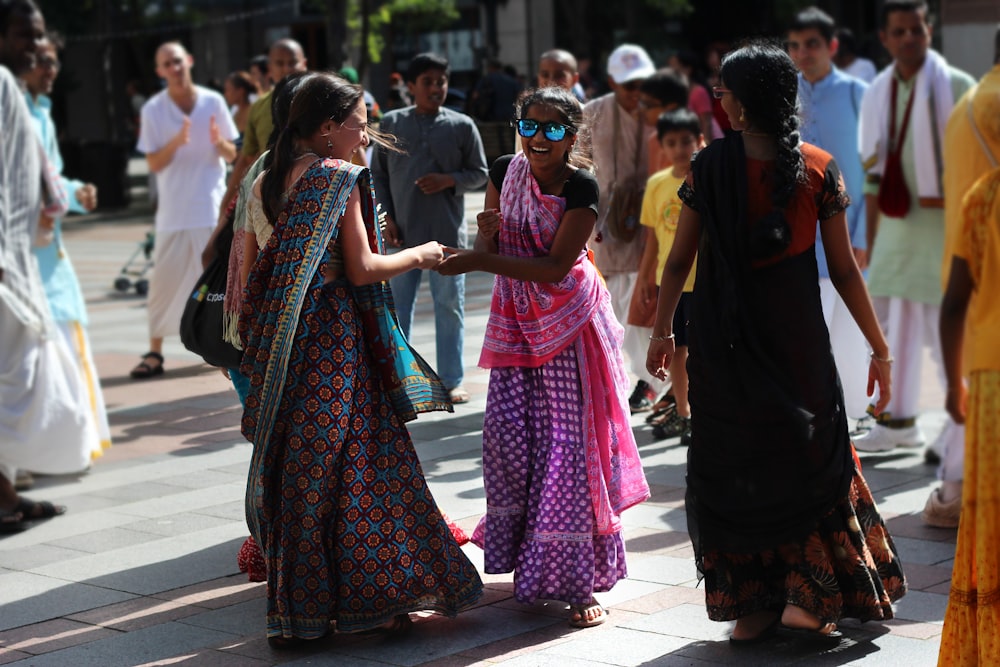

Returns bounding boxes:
[131,41,238,379]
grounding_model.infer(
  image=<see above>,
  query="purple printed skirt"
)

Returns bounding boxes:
[471,345,628,605]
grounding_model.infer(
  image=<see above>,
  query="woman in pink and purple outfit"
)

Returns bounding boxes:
[436,87,649,628]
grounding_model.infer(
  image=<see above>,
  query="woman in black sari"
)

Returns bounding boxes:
[646,42,906,643]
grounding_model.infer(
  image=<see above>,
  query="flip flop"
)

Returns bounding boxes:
[15,497,66,520]
[569,601,608,628]
[0,511,26,534]
[130,351,165,380]
[778,623,843,643]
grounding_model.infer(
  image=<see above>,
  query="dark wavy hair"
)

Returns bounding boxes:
[516,86,590,169]
[0,0,37,32]
[262,70,316,172]
[720,40,804,258]
[261,73,363,224]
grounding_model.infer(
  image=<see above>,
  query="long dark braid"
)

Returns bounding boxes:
[720,41,805,259]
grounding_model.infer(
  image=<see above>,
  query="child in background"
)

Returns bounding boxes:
[636,109,704,441]
[637,68,689,173]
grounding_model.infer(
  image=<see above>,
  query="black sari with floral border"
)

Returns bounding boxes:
[680,135,906,623]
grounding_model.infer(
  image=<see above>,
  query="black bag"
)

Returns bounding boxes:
[179,217,243,368]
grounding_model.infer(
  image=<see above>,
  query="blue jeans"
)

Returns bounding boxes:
[390,268,465,389]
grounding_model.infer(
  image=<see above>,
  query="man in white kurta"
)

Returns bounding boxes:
[1,61,94,519]
[131,41,237,379]
[854,4,974,469]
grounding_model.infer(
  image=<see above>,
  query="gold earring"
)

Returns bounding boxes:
[739,108,746,123]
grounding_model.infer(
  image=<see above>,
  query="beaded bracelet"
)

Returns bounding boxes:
[870,351,894,363]
[649,333,675,342]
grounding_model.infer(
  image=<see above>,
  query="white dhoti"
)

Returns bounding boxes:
[0,293,97,483]
[819,278,870,418]
[57,320,112,459]
[872,295,964,479]
[147,227,213,339]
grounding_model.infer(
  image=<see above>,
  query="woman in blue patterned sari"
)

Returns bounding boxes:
[239,73,483,648]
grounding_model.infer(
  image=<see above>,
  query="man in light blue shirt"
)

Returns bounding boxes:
[788,6,870,421]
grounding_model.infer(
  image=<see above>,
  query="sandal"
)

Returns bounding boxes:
[645,392,677,424]
[0,511,26,534]
[569,600,608,628]
[15,497,66,520]
[778,623,843,643]
[130,351,165,380]
[448,386,470,404]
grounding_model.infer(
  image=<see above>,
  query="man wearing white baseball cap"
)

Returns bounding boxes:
[581,44,664,413]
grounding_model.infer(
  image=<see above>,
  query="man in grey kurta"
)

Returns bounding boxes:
[372,52,488,402]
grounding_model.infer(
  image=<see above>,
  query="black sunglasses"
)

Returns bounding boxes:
[513,118,576,142]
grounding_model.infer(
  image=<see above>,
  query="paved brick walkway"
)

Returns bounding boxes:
[0,172,956,666]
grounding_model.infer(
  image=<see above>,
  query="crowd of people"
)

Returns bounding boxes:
[1,0,998,662]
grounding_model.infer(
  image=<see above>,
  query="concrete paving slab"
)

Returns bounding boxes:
[1,621,239,667]
[28,530,248,596]
[0,571,136,632]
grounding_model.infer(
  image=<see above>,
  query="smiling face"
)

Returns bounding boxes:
[519,103,576,171]
[330,97,369,160]
[0,8,45,75]
[22,39,57,97]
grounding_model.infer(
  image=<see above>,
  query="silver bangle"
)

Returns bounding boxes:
[870,351,894,363]
[649,333,675,342]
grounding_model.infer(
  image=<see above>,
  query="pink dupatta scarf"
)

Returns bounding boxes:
[483,153,649,534]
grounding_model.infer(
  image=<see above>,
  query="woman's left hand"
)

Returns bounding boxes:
[646,338,675,381]
[436,247,476,275]
[867,356,892,416]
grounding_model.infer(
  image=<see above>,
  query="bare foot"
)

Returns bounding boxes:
[781,604,838,635]
[569,599,607,628]
[732,610,780,641]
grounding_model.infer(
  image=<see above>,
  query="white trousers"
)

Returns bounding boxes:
[872,296,964,481]
[604,272,666,392]
[819,279,870,418]
[148,227,213,339]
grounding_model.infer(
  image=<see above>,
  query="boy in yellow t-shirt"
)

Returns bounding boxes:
[637,108,703,442]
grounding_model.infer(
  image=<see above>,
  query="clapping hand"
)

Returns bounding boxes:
[174,117,192,147]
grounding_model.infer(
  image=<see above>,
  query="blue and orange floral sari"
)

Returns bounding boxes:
[239,159,482,639]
